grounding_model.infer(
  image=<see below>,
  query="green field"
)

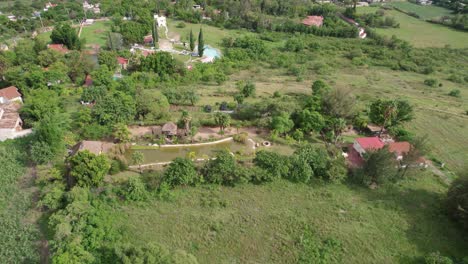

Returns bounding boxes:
[80,20,112,48]
[107,173,467,263]
[359,7,468,48]
[390,1,454,19]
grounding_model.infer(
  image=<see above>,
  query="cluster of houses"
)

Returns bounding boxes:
[346,134,427,168]
[83,1,101,14]
[0,86,31,141]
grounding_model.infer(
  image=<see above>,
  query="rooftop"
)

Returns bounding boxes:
[117,57,129,65]
[302,16,324,27]
[388,141,411,156]
[0,86,21,101]
[73,141,115,155]
[356,137,385,150]
[48,44,69,53]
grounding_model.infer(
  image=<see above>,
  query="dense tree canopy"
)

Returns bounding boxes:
[69,151,110,187]
[50,24,83,50]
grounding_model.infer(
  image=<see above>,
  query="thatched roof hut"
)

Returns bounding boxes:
[162,122,177,136]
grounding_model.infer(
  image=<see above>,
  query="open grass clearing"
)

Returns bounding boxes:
[361,8,468,48]
[390,1,454,20]
[108,173,467,263]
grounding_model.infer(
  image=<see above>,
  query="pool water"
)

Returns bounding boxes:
[203,45,221,58]
[126,141,250,164]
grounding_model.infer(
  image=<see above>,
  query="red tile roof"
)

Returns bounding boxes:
[117,57,128,65]
[302,16,324,27]
[388,142,411,156]
[356,137,384,151]
[84,75,93,87]
[0,86,21,100]
[141,50,155,57]
[48,44,69,53]
[144,35,153,44]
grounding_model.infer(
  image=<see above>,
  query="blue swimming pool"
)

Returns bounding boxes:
[203,45,221,58]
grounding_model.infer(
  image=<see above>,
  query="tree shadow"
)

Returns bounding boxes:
[351,182,468,262]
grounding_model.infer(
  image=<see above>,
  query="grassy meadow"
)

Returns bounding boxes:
[106,172,467,263]
[390,1,454,19]
[358,7,468,48]
[80,20,112,48]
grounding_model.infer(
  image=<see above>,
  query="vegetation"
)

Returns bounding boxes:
[0,0,467,262]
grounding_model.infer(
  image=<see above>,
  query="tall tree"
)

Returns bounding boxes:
[69,150,110,187]
[152,21,159,45]
[189,29,195,52]
[214,112,231,132]
[369,99,413,133]
[50,24,82,50]
[198,28,204,57]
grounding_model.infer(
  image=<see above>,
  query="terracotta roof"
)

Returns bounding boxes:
[302,16,324,27]
[388,142,411,156]
[84,75,93,87]
[141,50,155,57]
[144,35,153,43]
[356,137,384,151]
[0,86,21,100]
[0,103,22,129]
[48,44,69,53]
[162,122,177,135]
[117,57,128,65]
[73,140,114,155]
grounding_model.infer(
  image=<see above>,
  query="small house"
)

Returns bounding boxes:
[302,16,324,27]
[84,75,93,87]
[71,141,114,155]
[47,44,69,54]
[144,35,153,45]
[366,124,384,135]
[0,103,31,141]
[388,141,411,161]
[162,122,177,137]
[117,57,129,70]
[353,137,385,157]
[0,86,22,104]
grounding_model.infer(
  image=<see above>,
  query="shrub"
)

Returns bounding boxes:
[448,89,461,98]
[176,22,186,28]
[424,78,438,87]
[163,157,201,187]
[284,37,306,52]
[233,132,248,143]
[202,150,238,185]
[287,155,313,183]
[69,151,110,187]
[253,150,290,179]
[424,252,454,264]
[123,176,148,202]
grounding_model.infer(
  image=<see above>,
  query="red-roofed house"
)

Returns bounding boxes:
[388,141,411,160]
[302,16,324,27]
[353,137,385,156]
[144,35,153,44]
[84,75,93,87]
[117,57,129,70]
[47,44,69,54]
[0,86,22,104]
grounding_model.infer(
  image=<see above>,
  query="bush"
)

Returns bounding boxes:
[253,150,290,179]
[233,132,248,143]
[123,176,148,202]
[424,252,454,264]
[176,22,186,28]
[287,155,313,183]
[424,78,438,87]
[284,37,306,52]
[163,157,201,187]
[202,150,238,185]
[448,89,461,98]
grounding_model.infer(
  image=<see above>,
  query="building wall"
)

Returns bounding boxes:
[353,142,366,156]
